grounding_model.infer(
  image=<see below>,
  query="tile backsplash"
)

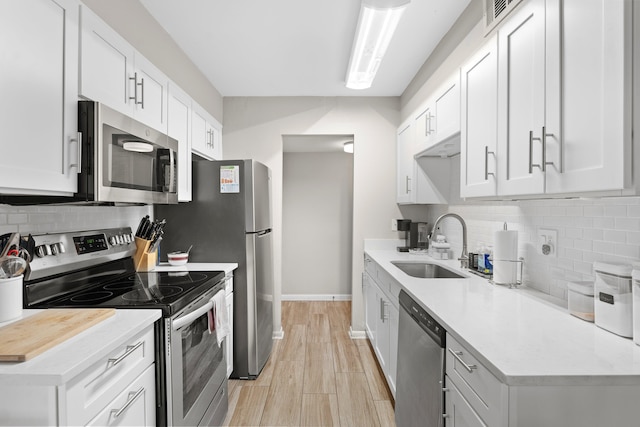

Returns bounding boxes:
[427,197,640,301]
[0,204,152,235]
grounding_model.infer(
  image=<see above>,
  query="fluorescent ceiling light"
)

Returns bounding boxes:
[344,141,354,153]
[345,0,410,90]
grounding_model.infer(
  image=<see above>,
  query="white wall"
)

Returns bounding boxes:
[222,97,402,335]
[282,152,353,299]
[0,204,151,237]
[429,197,640,301]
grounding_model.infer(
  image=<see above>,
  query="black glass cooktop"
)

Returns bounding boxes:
[25,258,225,316]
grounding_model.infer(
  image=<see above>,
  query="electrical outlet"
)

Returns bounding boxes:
[391,219,398,232]
[537,228,557,257]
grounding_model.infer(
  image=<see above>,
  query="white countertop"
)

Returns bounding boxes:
[365,244,640,386]
[0,309,161,386]
[153,262,238,274]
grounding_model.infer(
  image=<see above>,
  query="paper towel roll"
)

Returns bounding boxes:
[493,229,518,285]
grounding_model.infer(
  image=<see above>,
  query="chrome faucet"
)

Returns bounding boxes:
[430,213,469,269]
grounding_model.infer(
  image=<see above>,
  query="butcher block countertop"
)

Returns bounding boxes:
[0,309,160,386]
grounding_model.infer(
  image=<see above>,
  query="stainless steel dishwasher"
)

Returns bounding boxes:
[395,290,446,427]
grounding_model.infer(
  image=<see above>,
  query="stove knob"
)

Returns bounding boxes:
[109,236,117,246]
[35,244,52,257]
[35,245,46,258]
[124,234,131,243]
[117,235,124,245]
[50,244,59,255]
[55,242,65,254]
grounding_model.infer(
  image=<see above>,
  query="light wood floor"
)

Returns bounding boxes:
[222,301,396,427]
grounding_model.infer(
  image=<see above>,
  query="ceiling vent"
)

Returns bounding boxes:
[484,0,523,34]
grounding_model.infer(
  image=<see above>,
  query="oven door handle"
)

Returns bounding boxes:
[172,301,213,331]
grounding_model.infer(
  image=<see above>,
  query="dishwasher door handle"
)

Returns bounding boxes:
[448,348,477,373]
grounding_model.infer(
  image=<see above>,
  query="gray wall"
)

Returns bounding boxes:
[223,96,402,336]
[282,152,353,299]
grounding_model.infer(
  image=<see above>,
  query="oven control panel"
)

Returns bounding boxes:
[73,233,109,255]
[26,227,136,282]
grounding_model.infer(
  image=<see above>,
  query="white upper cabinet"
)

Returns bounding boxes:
[0,0,80,195]
[544,0,630,194]
[191,101,223,161]
[396,121,415,203]
[167,82,192,202]
[489,0,631,198]
[415,72,461,155]
[460,36,499,198]
[79,5,168,133]
[496,0,546,196]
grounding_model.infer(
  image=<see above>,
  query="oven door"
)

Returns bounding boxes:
[167,287,228,427]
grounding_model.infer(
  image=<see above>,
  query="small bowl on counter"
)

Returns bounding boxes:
[167,251,189,266]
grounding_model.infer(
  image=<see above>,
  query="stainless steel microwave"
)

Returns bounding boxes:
[2,101,178,205]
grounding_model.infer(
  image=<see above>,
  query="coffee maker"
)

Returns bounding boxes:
[396,219,411,252]
[409,222,429,250]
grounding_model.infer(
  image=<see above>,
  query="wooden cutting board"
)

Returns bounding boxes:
[0,308,115,362]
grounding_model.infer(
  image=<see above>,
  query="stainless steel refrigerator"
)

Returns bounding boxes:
[156,159,274,379]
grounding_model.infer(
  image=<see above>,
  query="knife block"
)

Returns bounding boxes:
[134,237,157,272]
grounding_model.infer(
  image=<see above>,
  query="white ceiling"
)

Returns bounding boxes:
[139,0,471,97]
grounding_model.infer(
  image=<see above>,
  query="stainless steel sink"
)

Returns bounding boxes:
[391,261,466,279]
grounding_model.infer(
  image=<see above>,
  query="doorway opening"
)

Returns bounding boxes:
[281,134,354,300]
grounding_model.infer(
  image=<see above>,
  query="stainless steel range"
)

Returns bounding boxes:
[23,227,228,427]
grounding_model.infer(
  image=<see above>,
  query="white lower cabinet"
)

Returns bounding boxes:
[362,254,399,397]
[64,325,156,426]
[85,364,156,427]
[445,377,487,427]
[445,333,640,427]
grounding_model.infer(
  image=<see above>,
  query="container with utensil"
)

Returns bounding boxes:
[0,274,23,322]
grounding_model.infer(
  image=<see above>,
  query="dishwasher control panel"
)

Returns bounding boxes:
[399,290,446,346]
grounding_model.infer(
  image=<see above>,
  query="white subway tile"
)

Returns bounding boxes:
[615,217,640,231]
[605,205,627,217]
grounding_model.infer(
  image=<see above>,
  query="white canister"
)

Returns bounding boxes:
[0,275,23,322]
[594,262,633,338]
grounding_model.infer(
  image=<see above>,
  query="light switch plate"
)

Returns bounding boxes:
[391,219,398,232]
[537,228,557,257]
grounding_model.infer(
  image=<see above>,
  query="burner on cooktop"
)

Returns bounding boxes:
[70,290,115,303]
[122,285,183,302]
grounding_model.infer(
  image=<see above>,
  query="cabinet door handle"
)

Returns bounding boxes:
[528,130,542,173]
[484,145,495,180]
[405,176,411,193]
[128,72,138,104]
[139,77,145,108]
[448,348,477,373]
[110,387,145,418]
[428,113,435,135]
[108,341,143,367]
[68,132,82,172]
[541,126,555,172]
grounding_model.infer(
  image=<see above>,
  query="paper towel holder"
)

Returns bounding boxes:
[490,257,525,288]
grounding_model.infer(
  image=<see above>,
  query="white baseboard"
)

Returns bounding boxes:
[281,294,352,301]
[349,327,367,340]
[273,327,284,340]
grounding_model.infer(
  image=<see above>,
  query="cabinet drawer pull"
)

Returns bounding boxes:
[448,348,477,373]
[528,130,542,173]
[110,387,144,418]
[541,126,555,172]
[108,341,143,367]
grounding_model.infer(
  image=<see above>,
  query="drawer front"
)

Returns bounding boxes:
[446,334,505,426]
[364,255,377,278]
[85,364,156,426]
[444,376,488,427]
[375,264,393,292]
[65,325,155,426]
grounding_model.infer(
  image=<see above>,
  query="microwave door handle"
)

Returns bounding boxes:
[172,300,213,330]
[169,148,176,193]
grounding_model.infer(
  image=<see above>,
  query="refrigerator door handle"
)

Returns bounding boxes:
[247,229,272,236]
